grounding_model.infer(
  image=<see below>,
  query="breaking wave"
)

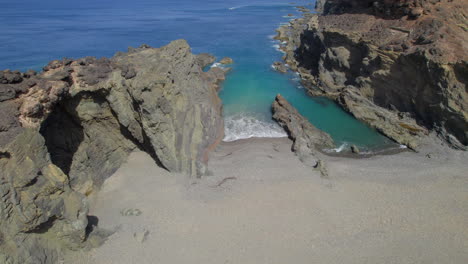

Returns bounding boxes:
[223,114,288,142]
[331,142,350,153]
[272,44,286,54]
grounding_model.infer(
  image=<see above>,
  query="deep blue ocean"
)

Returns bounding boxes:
[0,0,395,152]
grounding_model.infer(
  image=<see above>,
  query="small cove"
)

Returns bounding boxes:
[0,0,395,152]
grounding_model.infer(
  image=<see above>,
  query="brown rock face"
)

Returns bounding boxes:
[277,0,468,150]
[0,40,226,263]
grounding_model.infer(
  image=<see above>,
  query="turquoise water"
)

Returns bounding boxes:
[0,0,393,151]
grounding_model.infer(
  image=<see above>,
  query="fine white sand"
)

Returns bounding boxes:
[68,137,468,264]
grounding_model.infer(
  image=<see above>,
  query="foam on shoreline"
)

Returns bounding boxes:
[223,114,287,142]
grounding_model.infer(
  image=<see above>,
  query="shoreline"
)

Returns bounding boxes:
[67,135,468,264]
[221,136,411,159]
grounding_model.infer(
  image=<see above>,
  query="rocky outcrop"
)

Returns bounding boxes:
[219,57,234,65]
[0,129,89,264]
[272,94,334,166]
[272,62,288,73]
[0,40,226,263]
[338,87,427,149]
[276,0,468,150]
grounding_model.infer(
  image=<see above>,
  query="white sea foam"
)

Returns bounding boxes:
[223,114,288,142]
[229,5,247,10]
[210,62,229,70]
[272,44,286,54]
[331,142,349,153]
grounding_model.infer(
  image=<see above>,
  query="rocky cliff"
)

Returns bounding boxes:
[276,0,467,150]
[0,40,226,263]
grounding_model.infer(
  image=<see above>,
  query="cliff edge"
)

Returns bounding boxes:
[0,40,225,263]
[277,0,467,150]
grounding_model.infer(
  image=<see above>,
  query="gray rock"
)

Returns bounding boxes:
[0,40,226,263]
[133,230,149,243]
[272,62,288,73]
[0,86,16,102]
[276,1,468,150]
[272,94,335,166]
[314,159,328,178]
[195,53,216,68]
[351,145,360,154]
[219,57,234,64]
[0,129,89,264]
[338,87,427,149]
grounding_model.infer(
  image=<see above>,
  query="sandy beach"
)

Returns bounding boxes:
[67,137,468,264]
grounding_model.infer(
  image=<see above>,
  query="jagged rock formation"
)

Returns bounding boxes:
[0,40,225,263]
[272,94,334,166]
[277,0,467,150]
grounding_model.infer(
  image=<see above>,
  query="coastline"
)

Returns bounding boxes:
[1,1,466,263]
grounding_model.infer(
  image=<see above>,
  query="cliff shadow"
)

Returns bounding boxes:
[39,102,84,175]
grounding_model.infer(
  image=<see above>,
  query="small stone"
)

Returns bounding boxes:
[272,61,288,73]
[351,145,360,154]
[410,7,424,18]
[134,230,149,243]
[314,160,328,178]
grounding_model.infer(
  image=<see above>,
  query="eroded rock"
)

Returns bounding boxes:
[272,94,334,166]
[0,40,226,263]
[0,129,89,264]
[272,62,288,73]
[275,0,468,150]
[219,57,234,64]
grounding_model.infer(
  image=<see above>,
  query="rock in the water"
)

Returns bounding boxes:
[219,57,234,64]
[272,94,334,166]
[0,40,227,263]
[195,53,216,68]
[351,145,360,154]
[272,61,288,73]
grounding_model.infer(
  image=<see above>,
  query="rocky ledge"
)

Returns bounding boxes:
[276,0,467,150]
[0,40,226,263]
[272,94,334,166]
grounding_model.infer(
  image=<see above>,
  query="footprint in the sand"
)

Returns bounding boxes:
[120,208,142,216]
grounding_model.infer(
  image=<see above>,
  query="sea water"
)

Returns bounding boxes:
[0,0,394,152]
